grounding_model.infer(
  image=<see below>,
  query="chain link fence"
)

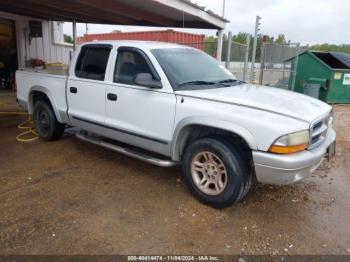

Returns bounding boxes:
[182,39,249,82]
[225,40,249,81]
[259,43,301,89]
[180,37,302,89]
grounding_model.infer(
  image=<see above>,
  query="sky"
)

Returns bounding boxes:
[63,0,349,45]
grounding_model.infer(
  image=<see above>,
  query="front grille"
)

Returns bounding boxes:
[309,114,331,149]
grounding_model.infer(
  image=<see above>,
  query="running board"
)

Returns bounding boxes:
[75,131,179,167]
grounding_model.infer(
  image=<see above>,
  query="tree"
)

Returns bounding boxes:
[232,32,249,44]
[64,34,73,44]
[307,43,350,54]
[204,35,217,57]
[275,34,286,44]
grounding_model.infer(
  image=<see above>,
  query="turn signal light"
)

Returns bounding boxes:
[268,143,308,154]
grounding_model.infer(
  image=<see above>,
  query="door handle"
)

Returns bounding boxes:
[107,93,118,101]
[70,87,78,93]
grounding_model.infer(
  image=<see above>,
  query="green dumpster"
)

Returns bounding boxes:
[288,51,350,103]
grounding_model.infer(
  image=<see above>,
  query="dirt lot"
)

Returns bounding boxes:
[0,91,349,255]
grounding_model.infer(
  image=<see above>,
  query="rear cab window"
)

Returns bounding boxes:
[75,44,112,81]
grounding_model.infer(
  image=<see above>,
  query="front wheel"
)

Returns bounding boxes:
[182,137,252,208]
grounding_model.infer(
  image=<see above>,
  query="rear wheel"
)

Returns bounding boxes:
[182,137,252,208]
[33,100,64,141]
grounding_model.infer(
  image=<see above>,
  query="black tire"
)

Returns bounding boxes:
[33,100,65,141]
[182,137,252,208]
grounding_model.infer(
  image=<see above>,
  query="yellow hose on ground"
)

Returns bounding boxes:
[0,111,39,142]
[16,117,39,142]
[0,111,28,116]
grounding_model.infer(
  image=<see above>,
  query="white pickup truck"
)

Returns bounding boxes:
[16,41,336,208]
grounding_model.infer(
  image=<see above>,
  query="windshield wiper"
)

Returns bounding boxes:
[217,78,239,84]
[178,80,216,87]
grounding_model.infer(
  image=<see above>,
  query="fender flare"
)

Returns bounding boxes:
[171,116,257,161]
[27,85,63,123]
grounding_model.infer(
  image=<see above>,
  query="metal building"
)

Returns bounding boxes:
[77,30,205,50]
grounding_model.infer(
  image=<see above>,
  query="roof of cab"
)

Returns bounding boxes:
[79,40,190,50]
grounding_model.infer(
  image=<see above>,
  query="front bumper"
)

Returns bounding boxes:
[253,127,336,185]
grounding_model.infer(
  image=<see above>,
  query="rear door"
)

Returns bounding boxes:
[67,44,112,132]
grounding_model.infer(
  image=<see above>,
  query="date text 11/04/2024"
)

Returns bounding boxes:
[127,255,220,261]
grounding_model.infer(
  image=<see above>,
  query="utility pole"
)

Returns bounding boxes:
[250,15,261,83]
[222,0,226,17]
[216,0,226,62]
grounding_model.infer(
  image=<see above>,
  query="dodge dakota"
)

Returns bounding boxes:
[16,41,336,208]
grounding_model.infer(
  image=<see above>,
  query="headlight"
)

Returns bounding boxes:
[268,130,310,154]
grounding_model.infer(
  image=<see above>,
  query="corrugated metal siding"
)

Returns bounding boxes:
[77,30,205,50]
[330,52,350,69]
[27,21,72,64]
[0,11,73,67]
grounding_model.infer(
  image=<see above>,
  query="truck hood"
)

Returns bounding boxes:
[178,84,331,123]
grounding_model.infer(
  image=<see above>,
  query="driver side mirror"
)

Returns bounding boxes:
[134,73,162,89]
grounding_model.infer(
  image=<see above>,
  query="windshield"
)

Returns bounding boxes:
[152,48,238,91]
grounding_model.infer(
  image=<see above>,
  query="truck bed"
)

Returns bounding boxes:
[16,69,68,121]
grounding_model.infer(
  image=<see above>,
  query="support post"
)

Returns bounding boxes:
[225,31,232,69]
[216,29,224,61]
[291,43,301,91]
[250,15,261,83]
[243,36,250,82]
[72,20,77,50]
[259,43,265,85]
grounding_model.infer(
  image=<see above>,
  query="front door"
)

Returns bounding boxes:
[105,47,176,156]
[67,44,112,133]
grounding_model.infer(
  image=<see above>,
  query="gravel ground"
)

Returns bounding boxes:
[0,92,349,255]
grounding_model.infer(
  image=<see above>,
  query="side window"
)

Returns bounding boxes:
[114,50,155,85]
[75,46,111,81]
[75,47,87,75]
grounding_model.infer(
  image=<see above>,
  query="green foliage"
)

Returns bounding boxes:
[306,44,350,54]
[232,32,248,43]
[203,35,217,57]
[275,34,287,44]
[64,34,73,44]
